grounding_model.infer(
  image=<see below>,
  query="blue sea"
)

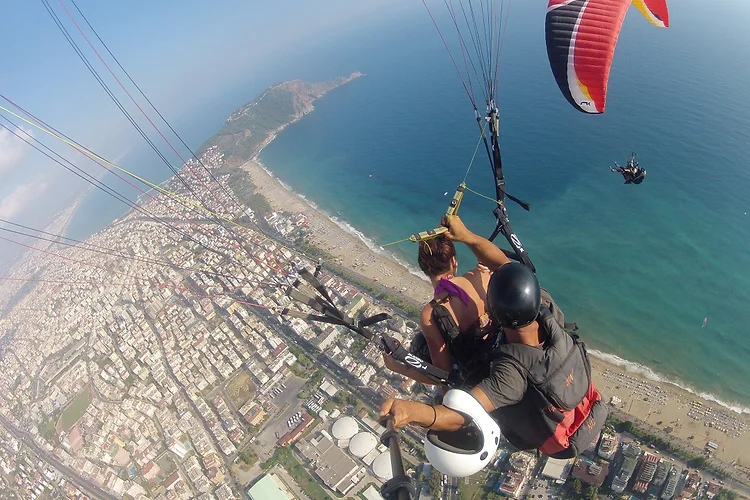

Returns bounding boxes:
[67,1,750,410]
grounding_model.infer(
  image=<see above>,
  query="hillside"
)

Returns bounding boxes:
[199,72,363,162]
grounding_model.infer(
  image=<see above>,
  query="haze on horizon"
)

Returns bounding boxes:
[0,0,409,270]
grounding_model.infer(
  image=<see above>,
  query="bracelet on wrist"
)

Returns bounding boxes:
[422,404,437,429]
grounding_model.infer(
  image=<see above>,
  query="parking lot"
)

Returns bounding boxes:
[526,478,562,500]
[255,374,307,453]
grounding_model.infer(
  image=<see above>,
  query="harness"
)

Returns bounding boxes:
[489,308,607,458]
[426,286,572,388]
[429,295,498,388]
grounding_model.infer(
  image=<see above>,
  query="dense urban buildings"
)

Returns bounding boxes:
[0,147,744,499]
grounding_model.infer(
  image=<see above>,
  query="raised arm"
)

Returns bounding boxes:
[442,215,510,271]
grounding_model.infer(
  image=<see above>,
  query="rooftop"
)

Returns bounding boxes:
[247,474,290,500]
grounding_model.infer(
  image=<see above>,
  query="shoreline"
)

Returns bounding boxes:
[241,156,434,306]
[254,158,429,283]
[589,348,750,416]
[240,152,750,467]
[34,70,750,472]
[248,152,750,416]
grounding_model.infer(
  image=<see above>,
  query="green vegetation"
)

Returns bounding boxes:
[1,275,40,317]
[299,370,325,400]
[247,192,273,218]
[261,446,334,500]
[401,437,427,462]
[288,362,308,378]
[460,470,492,500]
[287,343,315,374]
[293,237,333,260]
[717,488,739,500]
[122,374,135,389]
[332,390,365,414]
[688,456,710,468]
[562,480,597,500]
[39,415,58,443]
[201,77,360,161]
[155,452,177,482]
[429,469,442,498]
[226,170,257,201]
[237,450,258,468]
[223,167,273,219]
[350,336,367,353]
[333,390,355,406]
[9,375,21,393]
[571,479,582,495]
[205,90,299,159]
[58,389,92,432]
[585,486,599,500]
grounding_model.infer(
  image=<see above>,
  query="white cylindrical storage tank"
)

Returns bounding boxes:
[331,416,358,441]
[372,452,393,480]
[349,432,378,458]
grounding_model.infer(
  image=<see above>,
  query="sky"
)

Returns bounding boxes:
[0,0,409,261]
[0,0,744,267]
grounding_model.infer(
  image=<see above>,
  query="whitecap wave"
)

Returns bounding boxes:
[253,159,427,281]
[255,160,299,199]
[329,216,428,282]
[589,349,750,415]
[252,155,750,415]
[294,192,319,210]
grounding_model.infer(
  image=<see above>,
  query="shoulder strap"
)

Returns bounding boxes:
[429,302,461,344]
[492,308,566,386]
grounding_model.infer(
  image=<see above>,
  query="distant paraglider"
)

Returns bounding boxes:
[611,152,646,185]
[545,0,669,113]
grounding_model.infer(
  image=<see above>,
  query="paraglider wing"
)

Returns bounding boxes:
[545,0,631,114]
[633,0,670,28]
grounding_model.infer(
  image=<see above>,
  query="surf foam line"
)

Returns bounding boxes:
[254,158,749,416]
[589,349,750,415]
[253,158,429,283]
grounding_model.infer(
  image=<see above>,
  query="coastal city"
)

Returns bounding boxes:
[5,0,750,494]
[0,140,747,500]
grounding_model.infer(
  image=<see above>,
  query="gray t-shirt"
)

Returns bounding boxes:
[477,292,565,409]
[477,359,527,408]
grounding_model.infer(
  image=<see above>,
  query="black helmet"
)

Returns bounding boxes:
[487,263,541,329]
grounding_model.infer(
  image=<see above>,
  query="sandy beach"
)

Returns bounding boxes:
[241,159,433,305]
[591,356,750,469]
[239,157,750,475]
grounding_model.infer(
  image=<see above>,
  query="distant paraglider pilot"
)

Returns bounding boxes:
[611,152,646,184]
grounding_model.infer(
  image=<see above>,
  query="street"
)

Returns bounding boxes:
[0,414,119,500]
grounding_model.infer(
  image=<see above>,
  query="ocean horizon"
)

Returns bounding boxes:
[65,1,750,412]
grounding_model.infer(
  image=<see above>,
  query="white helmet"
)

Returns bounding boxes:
[423,389,500,477]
